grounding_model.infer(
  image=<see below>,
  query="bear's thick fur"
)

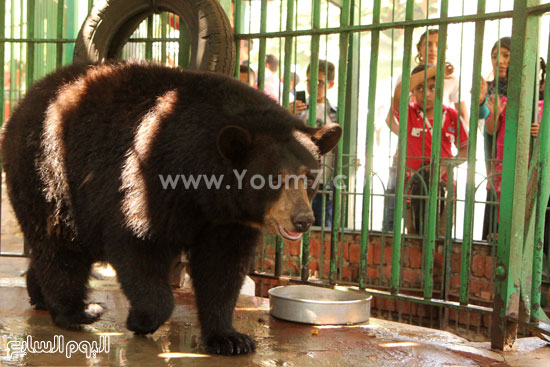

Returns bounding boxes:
[0,62,341,355]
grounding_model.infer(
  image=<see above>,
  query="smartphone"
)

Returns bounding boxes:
[296,90,306,103]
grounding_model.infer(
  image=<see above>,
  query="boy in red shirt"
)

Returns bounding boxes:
[391,63,469,235]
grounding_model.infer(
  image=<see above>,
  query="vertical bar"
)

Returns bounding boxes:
[56,0,63,66]
[359,0,381,289]
[491,0,539,351]
[0,0,5,126]
[303,0,323,282]
[257,0,268,92]
[329,0,350,283]
[146,15,153,60]
[530,31,550,321]
[26,0,36,88]
[234,0,242,78]
[423,0,448,299]
[161,13,167,64]
[281,0,295,108]
[390,0,415,295]
[460,0,486,305]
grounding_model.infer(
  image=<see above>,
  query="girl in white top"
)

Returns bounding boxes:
[386,29,469,135]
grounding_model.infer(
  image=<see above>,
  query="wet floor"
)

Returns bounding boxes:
[1,282,549,367]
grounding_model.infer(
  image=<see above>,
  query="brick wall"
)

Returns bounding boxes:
[253,231,550,338]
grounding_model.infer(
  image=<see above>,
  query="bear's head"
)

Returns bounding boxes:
[217,122,342,240]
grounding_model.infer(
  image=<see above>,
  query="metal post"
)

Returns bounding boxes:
[491,0,540,351]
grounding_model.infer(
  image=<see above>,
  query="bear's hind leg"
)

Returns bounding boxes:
[33,245,104,329]
[189,224,259,355]
[26,263,47,311]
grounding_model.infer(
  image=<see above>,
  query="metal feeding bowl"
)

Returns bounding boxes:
[268,285,372,325]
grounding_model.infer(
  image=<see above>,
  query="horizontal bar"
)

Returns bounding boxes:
[0,253,27,258]
[527,3,550,14]
[236,10,514,39]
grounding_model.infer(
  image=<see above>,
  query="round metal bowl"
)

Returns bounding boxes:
[268,285,372,325]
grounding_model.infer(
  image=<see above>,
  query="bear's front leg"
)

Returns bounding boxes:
[108,240,176,335]
[189,224,259,355]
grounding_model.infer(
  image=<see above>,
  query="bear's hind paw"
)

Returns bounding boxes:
[205,331,256,355]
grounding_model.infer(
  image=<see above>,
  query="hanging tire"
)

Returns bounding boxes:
[73,0,235,75]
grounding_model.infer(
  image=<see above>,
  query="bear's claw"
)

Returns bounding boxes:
[205,331,256,355]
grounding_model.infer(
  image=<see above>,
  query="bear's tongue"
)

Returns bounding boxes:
[278,224,303,241]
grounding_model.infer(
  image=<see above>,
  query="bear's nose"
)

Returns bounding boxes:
[292,213,315,232]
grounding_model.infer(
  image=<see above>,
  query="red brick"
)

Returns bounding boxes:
[309,238,321,257]
[343,242,350,260]
[451,253,462,273]
[470,279,491,297]
[286,259,299,275]
[382,266,392,281]
[483,314,492,328]
[367,267,379,281]
[383,298,396,312]
[367,245,375,265]
[408,246,422,269]
[402,268,421,285]
[372,245,382,265]
[341,266,352,281]
[289,240,301,256]
[308,260,319,272]
[472,254,485,277]
[263,258,275,271]
[434,252,443,268]
[484,256,494,279]
[383,246,393,265]
[450,276,461,289]
[349,244,361,264]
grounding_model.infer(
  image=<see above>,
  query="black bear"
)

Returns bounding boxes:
[0,61,341,355]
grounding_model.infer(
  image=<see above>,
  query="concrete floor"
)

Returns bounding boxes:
[0,268,549,367]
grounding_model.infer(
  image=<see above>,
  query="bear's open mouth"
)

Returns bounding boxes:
[277,224,303,241]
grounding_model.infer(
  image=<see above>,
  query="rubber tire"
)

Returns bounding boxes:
[73,0,235,75]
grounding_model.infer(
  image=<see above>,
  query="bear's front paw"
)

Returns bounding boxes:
[205,331,256,355]
[127,310,163,335]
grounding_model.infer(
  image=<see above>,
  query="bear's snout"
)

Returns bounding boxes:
[292,212,315,232]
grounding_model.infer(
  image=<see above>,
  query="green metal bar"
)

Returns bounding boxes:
[423,0,448,300]
[56,0,64,67]
[145,15,153,60]
[0,0,5,127]
[88,0,93,12]
[459,0,486,306]
[491,0,539,351]
[329,0,350,284]
[390,0,414,295]
[161,14,167,63]
[234,10,516,40]
[359,0,380,289]
[304,0,323,282]
[281,0,295,108]
[530,31,550,322]
[26,0,36,88]
[257,0,268,92]
[234,0,242,78]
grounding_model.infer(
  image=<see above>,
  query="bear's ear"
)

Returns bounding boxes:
[311,123,342,155]
[217,125,252,163]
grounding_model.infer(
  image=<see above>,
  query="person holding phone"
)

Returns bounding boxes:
[288,60,338,227]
